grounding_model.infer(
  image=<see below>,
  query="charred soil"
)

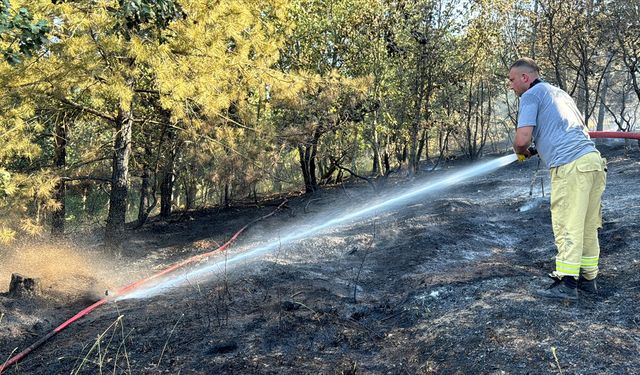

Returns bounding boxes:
[1,143,639,374]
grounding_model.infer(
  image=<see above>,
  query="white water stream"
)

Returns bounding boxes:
[121,153,518,300]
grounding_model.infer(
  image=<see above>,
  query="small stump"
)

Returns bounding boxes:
[8,273,41,298]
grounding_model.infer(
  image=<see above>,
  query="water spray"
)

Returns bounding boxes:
[122,153,519,300]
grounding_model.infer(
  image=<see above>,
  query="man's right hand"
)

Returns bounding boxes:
[516,146,538,161]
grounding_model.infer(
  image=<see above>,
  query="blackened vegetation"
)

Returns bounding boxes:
[7,274,40,298]
[1,144,639,374]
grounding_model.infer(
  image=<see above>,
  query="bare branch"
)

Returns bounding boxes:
[57,97,117,123]
[62,176,112,183]
[65,157,112,171]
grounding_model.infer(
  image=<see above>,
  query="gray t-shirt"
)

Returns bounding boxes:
[517,82,597,169]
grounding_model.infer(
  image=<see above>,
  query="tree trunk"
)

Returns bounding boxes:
[137,150,152,227]
[51,120,67,236]
[105,105,133,250]
[401,143,408,164]
[417,127,428,163]
[310,143,318,190]
[424,129,429,161]
[582,61,591,126]
[392,134,402,165]
[298,145,312,192]
[350,127,358,172]
[160,128,177,219]
[472,80,486,159]
[372,150,380,176]
[160,168,174,218]
[298,129,321,193]
[185,177,197,210]
[464,79,475,159]
[530,0,539,59]
[224,183,231,208]
[371,114,383,177]
[439,127,444,157]
[383,148,390,175]
[409,48,425,175]
[409,103,423,175]
[596,59,612,133]
[273,164,282,192]
[137,142,156,227]
[298,144,318,193]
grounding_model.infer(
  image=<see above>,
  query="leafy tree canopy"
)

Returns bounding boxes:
[0,0,50,64]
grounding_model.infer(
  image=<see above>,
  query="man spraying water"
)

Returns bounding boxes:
[509,57,607,301]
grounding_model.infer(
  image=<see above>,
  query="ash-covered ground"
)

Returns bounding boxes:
[1,142,639,374]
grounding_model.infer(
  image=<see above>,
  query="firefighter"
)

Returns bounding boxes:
[509,57,607,301]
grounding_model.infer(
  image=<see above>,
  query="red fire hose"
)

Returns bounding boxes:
[589,131,640,140]
[0,200,287,373]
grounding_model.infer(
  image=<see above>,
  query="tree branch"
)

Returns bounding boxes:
[57,97,117,123]
[135,89,161,95]
[334,161,376,191]
[62,176,112,183]
[65,157,112,171]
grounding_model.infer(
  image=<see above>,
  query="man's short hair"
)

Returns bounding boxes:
[510,58,540,74]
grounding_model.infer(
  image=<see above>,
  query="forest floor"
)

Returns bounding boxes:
[1,142,639,375]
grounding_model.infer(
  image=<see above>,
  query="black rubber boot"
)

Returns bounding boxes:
[578,275,598,295]
[536,276,578,301]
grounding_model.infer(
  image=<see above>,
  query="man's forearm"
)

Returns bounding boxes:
[514,126,534,154]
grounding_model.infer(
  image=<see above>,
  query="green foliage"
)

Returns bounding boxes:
[0,1,50,64]
[111,0,185,41]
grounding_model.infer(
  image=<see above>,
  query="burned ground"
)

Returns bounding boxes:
[1,143,639,374]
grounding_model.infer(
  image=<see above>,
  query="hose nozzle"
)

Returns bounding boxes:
[517,146,538,161]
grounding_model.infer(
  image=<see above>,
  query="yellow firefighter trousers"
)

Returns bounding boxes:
[550,151,607,280]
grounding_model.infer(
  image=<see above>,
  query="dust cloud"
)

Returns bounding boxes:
[0,242,124,301]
